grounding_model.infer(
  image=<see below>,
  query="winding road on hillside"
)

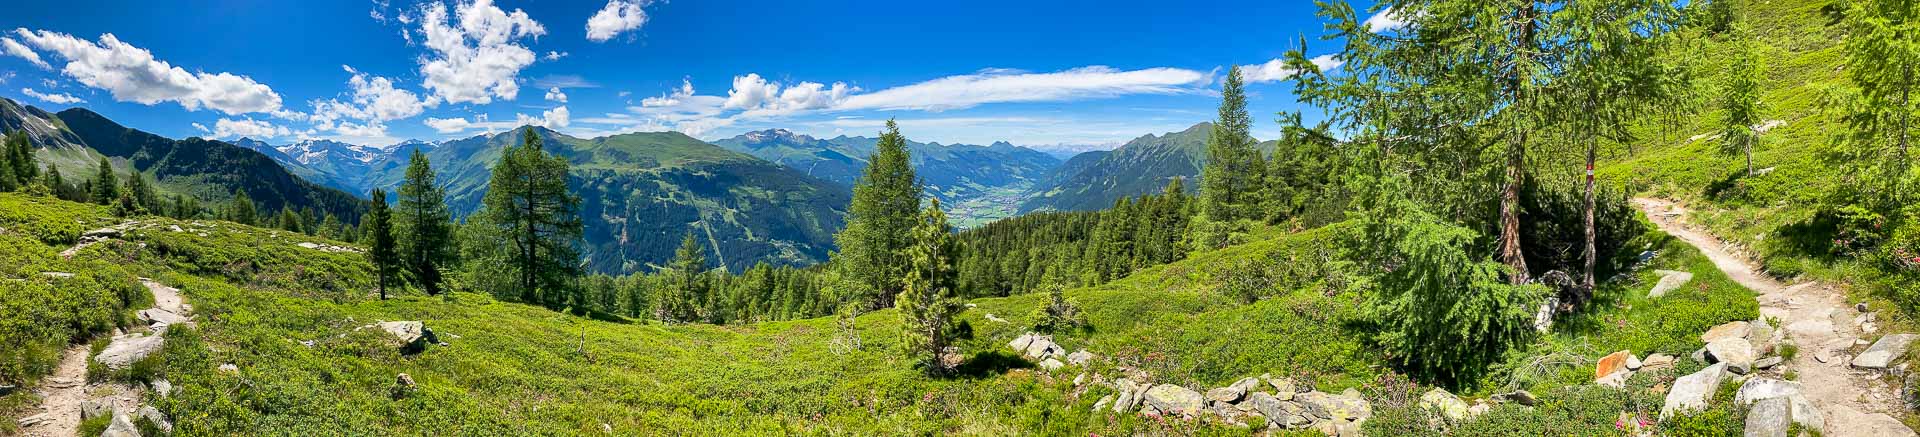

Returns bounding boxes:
[1636,197,1917,436]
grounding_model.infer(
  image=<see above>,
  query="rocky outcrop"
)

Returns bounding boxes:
[1007,332,1064,361]
[1706,338,1756,374]
[374,321,442,354]
[1143,385,1207,417]
[94,333,165,370]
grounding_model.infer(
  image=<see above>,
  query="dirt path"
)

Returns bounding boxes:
[15,278,186,436]
[1635,197,1916,436]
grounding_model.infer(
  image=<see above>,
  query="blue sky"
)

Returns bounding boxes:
[0,0,1394,153]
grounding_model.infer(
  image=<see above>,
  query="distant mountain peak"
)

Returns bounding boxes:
[739,128,814,144]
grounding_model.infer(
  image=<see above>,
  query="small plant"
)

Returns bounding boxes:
[1777,341,1799,361]
[1030,283,1086,333]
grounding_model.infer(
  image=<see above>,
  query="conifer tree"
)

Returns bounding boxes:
[472,127,583,308]
[318,214,342,240]
[91,158,117,205]
[228,190,256,226]
[1192,66,1262,250]
[1829,0,1919,204]
[1720,23,1764,177]
[366,189,399,300]
[4,131,31,184]
[278,207,304,233]
[395,150,456,295]
[833,119,922,309]
[897,199,962,376]
[656,232,708,323]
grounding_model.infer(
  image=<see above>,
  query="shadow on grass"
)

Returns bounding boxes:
[952,350,1032,379]
[1549,231,1682,339]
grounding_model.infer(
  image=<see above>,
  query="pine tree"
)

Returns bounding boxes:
[365,188,399,300]
[395,150,456,295]
[1192,66,1262,250]
[472,127,584,309]
[318,214,342,240]
[833,119,922,310]
[5,131,31,183]
[278,207,304,233]
[897,198,963,376]
[228,190,256,226]
[656,233,708,323]
[1720,23,1764,177]
[91,158,117,205]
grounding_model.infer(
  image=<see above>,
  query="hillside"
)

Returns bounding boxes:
[359,127,850,274]
[0,191,1772,435]
[713,129,1061,227]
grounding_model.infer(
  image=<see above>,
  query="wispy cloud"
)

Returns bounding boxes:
[20,87,82,104]
[1242,54,1343,83]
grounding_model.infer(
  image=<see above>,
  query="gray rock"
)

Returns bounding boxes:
[1038,358,1064,371]
[1649,270,1695,298]
[1702,321,1752,344]
[95,334,165,370]
[1419,388,1471,421]
[1072,373,1088,386]
[81,399,111,420]
[1853,334,1919,369]
[1754,356,1783,370]
[1662,362,1728,419]
[102,411,139,437]
[1093,395,1114,412]
[1112,379,1148,413]
[1268,377,1298,400]
[1734,378,1802,406]
[137,308,191,329]
[1300,390,1370,423]
[1206,377,1260,403]
[151,379,171,398]
[1784,394,1826,434]
[137,405,173,433]
[1492,390,1537,406]
[1692,348,1708,364]
[1008,333,1038,352]
[378,321,440,354]
[1642,354,1678,371]
[1066,350,1094,365]
[1708,337,1756,374]
[1744,397,1791,437]
[1143,384,1207,417]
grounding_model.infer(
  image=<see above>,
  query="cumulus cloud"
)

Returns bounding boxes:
[308,65,437,134]
[1365,7,1411,33]
[212,117,291,139]
[544,50,567,61]
[1242,54,1343,83]
[586,0,649,42]
[518,105,569,128]
[1,37,47,69]
[13,29,284,115]
[20,87,83,104]
[416,0,545,105]
[544,86,567,102]
[640,78,695,107]
[424,116,472,133]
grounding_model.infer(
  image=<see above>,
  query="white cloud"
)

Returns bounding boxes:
[723,73,780,110]
[518,105,569,128]
[1365,7,1411,33]
[1,37,47,69]
[544,50,567,61]
[836,66,1206,112]
[14,29,284,115]
[640,78,695,107]
[308,65,437,136]
[191,122,209,134]
[212,117,291,139]
[1242,54,1343,83]
[544,86,567,102]
[424,117,472,133]
[416,0,545,105]
[586,0,649,42]
[20,87,83,104]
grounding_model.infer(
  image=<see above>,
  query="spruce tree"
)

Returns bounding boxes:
[91,158,117,205]
[833,119,922,310]
[228,190,256,226]
[656,233,707,323]
[5,131,32,184]
[278,207,304,233]
[473,127,583,309]
[318,214,342,240]
[1192,66,1261,250]
[365,188,399,300]
[1720,23,1764,177]
[897,199,963,376]
[395,150,455,295]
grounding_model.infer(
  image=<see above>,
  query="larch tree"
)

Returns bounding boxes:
[395,150,456,295]
[657,232,709,324]
[473,127,584,309]
[1192,66,1263,250]
[366,188,399,300]
[897,198,963,376]
[91,158,117,206]
[1830,0,1920,204]
[832,119,922,310]
[1719,22,1765,178]
[228,190,256,226]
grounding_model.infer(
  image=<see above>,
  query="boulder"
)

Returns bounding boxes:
[81,398,111,419]
[1206,377,1260,403]
[137,308,191,329]
[1702,321,1751,344]
[95,333,165,370]
[1648,270,1695,298]
[1662,362,1727,419]
[1641,354,1677,371]
[1707,338,1756,374]
[1744,397,1791,437]
[1112,379,1148,413]
[1595,350,1632,381]
[102,411,140,437]
[1093,395,1114,412]
[378,321,441,354]
[1597,371,1632,388]
[138,405,173,433]
[1853,334,1919,369]
[1783,394,1826,433]
[1300,390,1370,423]
[1734,378,1802,406]
[1144,384,1207,417]
[1753,356,1783,370]
[1626,354,1644,371]
[1492,390,1537,406]
[1066,350,1094,365]
[1419,388,1471,421]
[1038,358,1064,371]
[1268,376,1298,400]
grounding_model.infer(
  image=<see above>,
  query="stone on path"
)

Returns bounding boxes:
[1662,362,1727,420]
[1853,334,1918,369]
[1733,378,1801,406]
[1702,321,1751,344]
[1744,397,1791,437]
[1143,384,1206,417]
[94,334,165,370]
[1649,270,1695,298]
[1707,338,1756,374]
[101,411,139,437]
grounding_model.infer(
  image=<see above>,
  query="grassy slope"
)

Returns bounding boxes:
[0,190,1768,435]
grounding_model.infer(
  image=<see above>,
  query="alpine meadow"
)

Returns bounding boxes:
[11,0,1920,436]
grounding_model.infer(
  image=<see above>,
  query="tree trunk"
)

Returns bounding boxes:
[1583,140,1597,297]
[1500,3,1538,286]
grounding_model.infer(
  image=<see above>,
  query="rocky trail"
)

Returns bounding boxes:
[14,279,186,436]
[1636,197,1917,436]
